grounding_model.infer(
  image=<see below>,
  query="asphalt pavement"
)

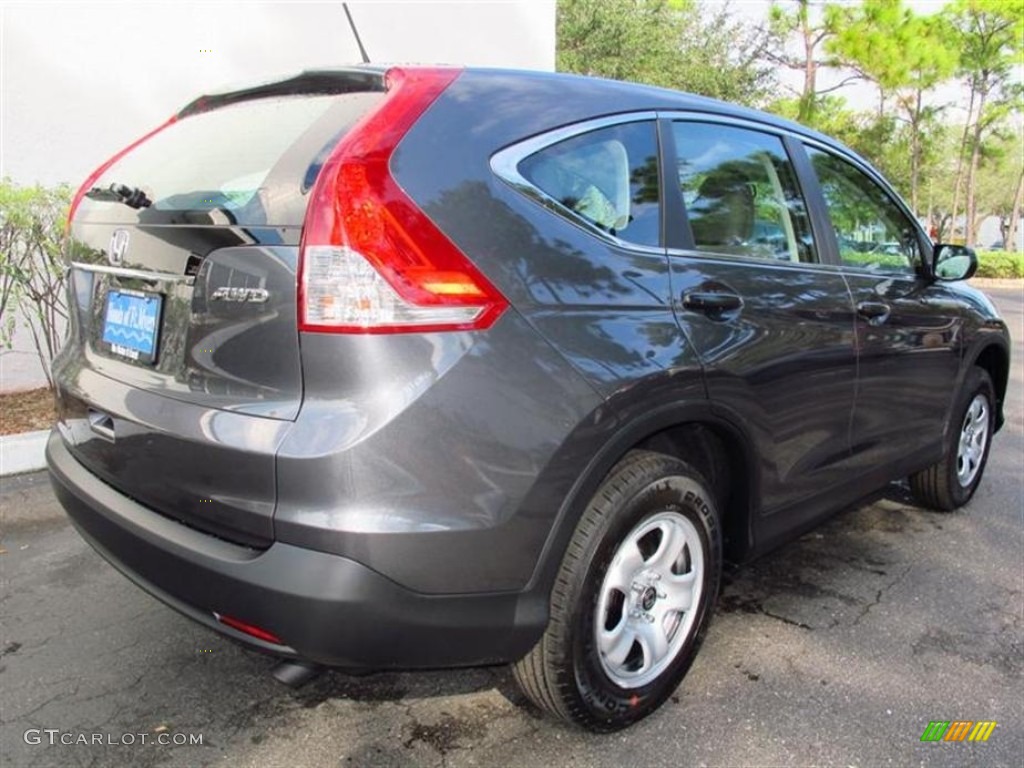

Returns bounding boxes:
[1,285,1021,768]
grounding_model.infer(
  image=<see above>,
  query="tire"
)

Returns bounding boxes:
[513,450,721,731]
[910,367,995,511]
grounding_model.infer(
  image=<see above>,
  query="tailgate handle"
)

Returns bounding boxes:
[87,409,115,442]
[71,261,195,286]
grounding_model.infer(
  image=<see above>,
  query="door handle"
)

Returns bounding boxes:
[87,408,115,442]
[681,292,743,315]
[856,301,891,322]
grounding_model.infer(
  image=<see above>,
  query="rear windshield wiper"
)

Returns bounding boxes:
[85,183,152,209]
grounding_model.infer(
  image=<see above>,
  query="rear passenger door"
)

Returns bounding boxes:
[662,118,858,516]
[802,145,962,474]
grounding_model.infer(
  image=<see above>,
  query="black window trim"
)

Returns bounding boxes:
[489,111,666,254]
[656,111,841,273]
[657,117,693,252]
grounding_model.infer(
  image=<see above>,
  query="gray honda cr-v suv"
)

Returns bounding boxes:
[50,65,1009,731]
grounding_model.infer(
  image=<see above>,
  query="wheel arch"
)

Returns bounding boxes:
[526,402,759,599]
[634,419,755,563]
[969,341,1009,431]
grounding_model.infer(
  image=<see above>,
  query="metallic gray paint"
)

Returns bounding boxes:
[667,255,858,514]
[56,225,304,545]
[277,309,603,593]
[48,432,546,668]
[49,66,1011,669]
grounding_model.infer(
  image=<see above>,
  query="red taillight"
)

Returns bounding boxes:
[298,67,508,334]
[214,612,283,645]
[65,115,178,232]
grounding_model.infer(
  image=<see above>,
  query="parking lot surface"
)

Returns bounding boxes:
[1,286,1020,768]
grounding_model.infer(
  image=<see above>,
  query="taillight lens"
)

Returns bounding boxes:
[298,67,508,334]
[65,115,178,232]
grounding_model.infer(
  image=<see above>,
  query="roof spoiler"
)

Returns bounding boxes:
[177,67,388,119]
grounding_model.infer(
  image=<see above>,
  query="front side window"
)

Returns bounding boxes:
[672,122,816,263]
[807,147,921,275]
[518,121,661,248]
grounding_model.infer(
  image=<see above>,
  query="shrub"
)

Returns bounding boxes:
[0,179,72,389]
[974,251,1024,279]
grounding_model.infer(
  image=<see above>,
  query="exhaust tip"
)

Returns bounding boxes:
[272,659,323,688]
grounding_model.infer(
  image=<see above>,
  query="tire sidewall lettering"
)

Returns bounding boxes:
[568,467,721,727]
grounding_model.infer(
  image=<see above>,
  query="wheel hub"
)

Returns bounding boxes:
[956,393,990,488]
[594,510,705,689]
[639,585,658,612]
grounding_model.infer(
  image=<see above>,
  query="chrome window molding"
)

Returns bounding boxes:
[490,112,664,255]
[662,111,929,275]
[663,246,846,274]
[656,110,864,174]
[491,108,926,271]
[663,113,832,271]
[657,110,798,138]
[659,110,919,223]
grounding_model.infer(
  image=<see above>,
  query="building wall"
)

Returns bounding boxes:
[2,1,555,187]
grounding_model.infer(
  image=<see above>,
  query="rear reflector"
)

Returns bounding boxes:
[214,612,284,645]
[298,67,508,334]
[66,115,178,231]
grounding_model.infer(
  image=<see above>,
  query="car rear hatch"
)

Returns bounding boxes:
[57,70,386,546]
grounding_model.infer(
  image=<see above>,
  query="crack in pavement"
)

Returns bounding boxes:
[851,564,914,626]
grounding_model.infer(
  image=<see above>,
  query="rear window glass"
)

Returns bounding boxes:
[84,94,358,224]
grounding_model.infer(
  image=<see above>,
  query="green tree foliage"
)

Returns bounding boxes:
[724,0,1021,248]
[828,0,915,113]
[973,128,1024,246]
[948,0,1023,246]
[894,16,959,216]
[556,0,775,104]
[557,0,681,86]
[828,1,959,214]
[765,0,860,123]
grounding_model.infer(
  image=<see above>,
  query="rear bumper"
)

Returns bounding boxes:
[46,431,546,668]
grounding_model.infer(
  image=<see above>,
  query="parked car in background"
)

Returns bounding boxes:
[50,66,1010,731]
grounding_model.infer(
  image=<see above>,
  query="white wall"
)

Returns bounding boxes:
[1,0,556,187]
[0,0,555,392]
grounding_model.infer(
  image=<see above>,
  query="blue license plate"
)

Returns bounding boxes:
[102,289,163,363]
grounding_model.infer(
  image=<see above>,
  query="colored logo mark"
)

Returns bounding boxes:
[920,720,997,742]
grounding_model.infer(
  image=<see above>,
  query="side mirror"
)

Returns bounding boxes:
[932,243,977,282]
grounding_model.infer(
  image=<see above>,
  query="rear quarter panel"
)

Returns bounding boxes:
[395,70,709,413]
[372,71,711,591]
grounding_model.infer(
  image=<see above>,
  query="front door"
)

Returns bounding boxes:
[803,145,963,476]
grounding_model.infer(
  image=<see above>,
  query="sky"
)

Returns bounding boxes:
[0,1,556,187]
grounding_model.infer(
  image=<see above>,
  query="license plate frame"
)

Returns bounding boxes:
[101,288,163,364]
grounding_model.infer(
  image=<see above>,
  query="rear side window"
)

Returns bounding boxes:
[518,121,661,248]
[82,93,379,225]
[671,122,816,263]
